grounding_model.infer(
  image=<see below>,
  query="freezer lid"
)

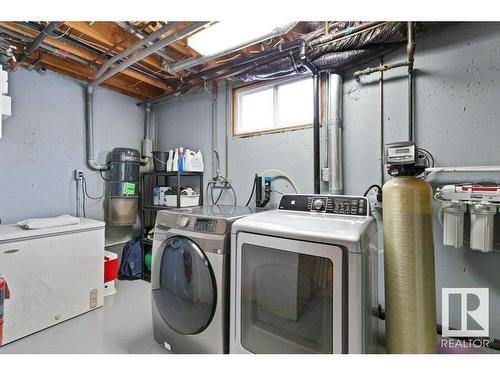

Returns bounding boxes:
[0,218,105,243]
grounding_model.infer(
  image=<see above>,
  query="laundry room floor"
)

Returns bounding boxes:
[0,280,166,354]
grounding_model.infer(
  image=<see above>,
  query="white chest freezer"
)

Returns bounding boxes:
[0,218,105,346]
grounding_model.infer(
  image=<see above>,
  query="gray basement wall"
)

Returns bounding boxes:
[0,69,145,246]
[157,22,500,339]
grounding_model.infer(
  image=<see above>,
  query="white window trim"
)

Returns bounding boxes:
[233,75,315,137]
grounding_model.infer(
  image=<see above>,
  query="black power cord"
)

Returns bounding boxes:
[363,184,382,200]
[81,175,106,218]
[245,177,257,207]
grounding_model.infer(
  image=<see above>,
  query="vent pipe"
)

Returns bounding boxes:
[85,85,108,171]
[326,73,343,194]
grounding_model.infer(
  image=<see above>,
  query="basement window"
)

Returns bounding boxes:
[233,76,314,137]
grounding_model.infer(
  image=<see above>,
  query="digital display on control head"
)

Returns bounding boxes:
[336,197,352,203]
[395,148,410,154]
[194,218,216,232]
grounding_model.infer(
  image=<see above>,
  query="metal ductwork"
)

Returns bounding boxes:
[235,22,410,83]
[325,73,343,195]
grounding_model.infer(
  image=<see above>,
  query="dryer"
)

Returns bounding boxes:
[151,205,258,354]
[230,194,378,354]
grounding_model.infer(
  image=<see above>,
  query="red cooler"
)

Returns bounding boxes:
[104,251,118,296]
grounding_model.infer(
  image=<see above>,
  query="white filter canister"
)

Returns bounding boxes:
[442,202,467,248]
[469,203,497,252]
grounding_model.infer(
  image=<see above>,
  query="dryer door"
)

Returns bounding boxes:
[232,233,344,354]
[152,236,217,335]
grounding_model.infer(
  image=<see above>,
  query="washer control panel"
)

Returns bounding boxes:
[175,216,219,232]
[278,194,369,216]
[193,218,218,233]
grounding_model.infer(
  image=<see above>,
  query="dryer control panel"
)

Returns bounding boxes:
[278,194,369,216]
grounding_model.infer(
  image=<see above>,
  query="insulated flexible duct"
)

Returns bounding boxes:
[237,53,307,82]
[383,176,437,353]
[309,22,407,59]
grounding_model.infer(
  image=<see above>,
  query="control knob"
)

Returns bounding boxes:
[312,199,325,211]
[178,217,190,228]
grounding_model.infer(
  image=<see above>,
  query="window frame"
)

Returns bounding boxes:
[232,75,321,138]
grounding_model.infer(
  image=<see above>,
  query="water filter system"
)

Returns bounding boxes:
[383,141,437,354]
[435,184,500,252]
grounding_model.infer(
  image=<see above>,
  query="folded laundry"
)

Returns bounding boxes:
[17,214,81,230]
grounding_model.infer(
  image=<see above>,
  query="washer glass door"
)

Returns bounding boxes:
[153,236,217,335]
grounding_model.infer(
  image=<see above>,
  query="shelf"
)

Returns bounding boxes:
[140,170,203,283]
[142,171,204,176]
[143,204,170,211]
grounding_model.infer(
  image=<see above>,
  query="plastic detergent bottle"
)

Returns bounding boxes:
[184,149,204,172]
[173,148,179,172]
[184,149,191,170]
[178,147,184,172]
[166,150,174,172]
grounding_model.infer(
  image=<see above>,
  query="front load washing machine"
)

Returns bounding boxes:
[230,194,378,354]
[151,205,258,354]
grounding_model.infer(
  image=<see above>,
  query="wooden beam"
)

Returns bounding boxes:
[64,21,163,70]
[0,22,170,92]
[144,22,200,58]
[36,52,162,99]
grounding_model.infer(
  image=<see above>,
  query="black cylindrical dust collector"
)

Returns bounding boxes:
[108,148,140,226]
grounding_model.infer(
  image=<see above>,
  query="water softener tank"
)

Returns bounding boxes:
[108,148,140,226]
[383,176,437,353]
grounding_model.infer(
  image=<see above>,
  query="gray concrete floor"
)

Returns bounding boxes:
[0,280,166,354]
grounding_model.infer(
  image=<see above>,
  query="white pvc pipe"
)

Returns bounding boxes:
[425,166,500,179]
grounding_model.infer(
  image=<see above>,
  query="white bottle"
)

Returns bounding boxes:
[166,149,174,172]
[184,148,191,171]
[185,150,204,172]
[173,148,179,172]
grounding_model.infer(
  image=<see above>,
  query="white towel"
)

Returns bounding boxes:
[17,214,81,230]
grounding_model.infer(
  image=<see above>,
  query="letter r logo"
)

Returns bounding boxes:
[442,288,489,337]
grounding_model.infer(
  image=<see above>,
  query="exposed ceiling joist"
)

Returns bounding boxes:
[0,22,170,92]
[64,21,164,71]
[32,51,163,99]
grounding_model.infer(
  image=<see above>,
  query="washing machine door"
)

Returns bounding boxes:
[152,235,217,335]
